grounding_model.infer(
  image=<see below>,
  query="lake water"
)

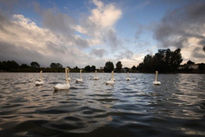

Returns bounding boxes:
[0,73,205,137]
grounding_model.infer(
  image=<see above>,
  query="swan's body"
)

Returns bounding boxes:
[76,70,83,83]
[93,70,99,80]
[106,71,115,85]
[54,83,70,90]
[126,77,130,81]
[93,77,99,80]
[35,70,44,86]
[76,78,83,83]
[54,68,70,90]
[126,72,130,81]
[35,80,44,86]
[106,79,115,85]
[153,71,161,85]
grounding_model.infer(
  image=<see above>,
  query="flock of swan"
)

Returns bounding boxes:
[35,68,161,91]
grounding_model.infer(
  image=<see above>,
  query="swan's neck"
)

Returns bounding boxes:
[65,68,69,84]
[80,71,82,79]
[111,71,114,80]
[155,71,158,81]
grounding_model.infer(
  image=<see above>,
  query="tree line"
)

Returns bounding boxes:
[0,48,204,73]
[0,60,136,72]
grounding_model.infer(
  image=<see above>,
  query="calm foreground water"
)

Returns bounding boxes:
[0,73,205,137]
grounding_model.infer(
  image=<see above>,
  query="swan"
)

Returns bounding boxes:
[67,68,71,81]
[93,70,99,80]
[35,70,44,86]
[126,72,130,81]
[106,71,115,85]
[54,68,70,90]
[76,69,83,83]
[153,71,161,85]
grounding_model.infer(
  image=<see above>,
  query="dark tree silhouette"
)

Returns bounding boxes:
[20,64,30,68]
[131,65,137,72]
[115,61,122,72]
[84,65,91,72]
[72,66,80,72]
[31,61,40,68]
[104,61,114,72]
[137,48,182,73]
[50,63,63,68]
[187,60,195,65]
[0,61,19,71]
[90,65,96,72]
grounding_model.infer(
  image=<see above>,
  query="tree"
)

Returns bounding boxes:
[20,64,30,68]
[84,65,91,72]
[124,67,129,72]
[90,65,96,72]
[115,61,122,72]
[137,48,182,73]
[199,63,205,70]
[131,65,137,72]
[50,63,63,68]
[0,60,19,71]
[104,61,114,72]
[30,61,40,68]
[72,66,80,72]
[187,60,195,65]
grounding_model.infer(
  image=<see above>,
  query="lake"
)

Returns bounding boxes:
[0,73,205,137]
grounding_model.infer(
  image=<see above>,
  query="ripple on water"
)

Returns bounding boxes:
[0,73,205,137]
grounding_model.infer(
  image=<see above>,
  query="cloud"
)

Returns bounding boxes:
[116,49,134,60]
[0,13,103,67]
[0,0,124,67]
[154,2,205,63]
[120,53,145,68]
[33,3,89,49]
[91,48,106,57]
[75,0,122,48]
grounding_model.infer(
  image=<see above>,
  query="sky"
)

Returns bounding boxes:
[0,0,204,68]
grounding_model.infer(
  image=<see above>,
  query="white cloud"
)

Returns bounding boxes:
[181,37,205,63]
[74,0,122,48]
[120,53,145,68]
[0,13,102,67]
[0,0,139,68]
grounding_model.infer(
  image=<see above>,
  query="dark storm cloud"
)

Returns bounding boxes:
[115,49,134,60]
[0,0,20,12]
[0,41,53,66]
[91,48,106,57]
[105,29,121,49]
[33,2,89,48]
[192,47,205,59]
[154,2,205,50]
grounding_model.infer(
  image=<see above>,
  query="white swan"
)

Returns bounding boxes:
[54,68,70,90]
[106,71,115,85]
[93,70,99,80]
[35,70,44,86]
[153,71,161,85]
[67,68,71,81]
[126,72,130,81]
[76,69,83,83]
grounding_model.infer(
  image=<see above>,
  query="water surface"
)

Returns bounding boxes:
[0,73,205,137]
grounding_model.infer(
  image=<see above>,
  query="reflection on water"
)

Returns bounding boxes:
[0,73,205,137]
